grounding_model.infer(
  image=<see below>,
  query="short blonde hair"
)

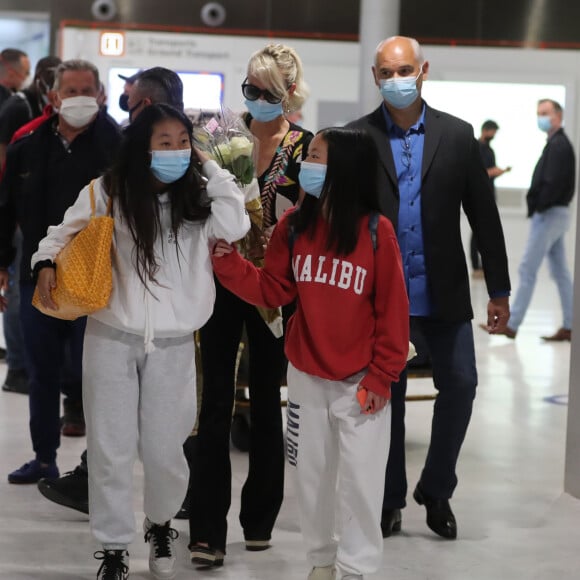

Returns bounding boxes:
[246,43,309,113]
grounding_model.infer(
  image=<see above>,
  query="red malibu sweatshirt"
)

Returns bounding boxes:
[212,212,410,399]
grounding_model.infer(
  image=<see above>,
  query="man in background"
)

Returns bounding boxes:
[486,100,575,341]
[0,48,30,108]
[471,120,511,278]
[0,56,62,395]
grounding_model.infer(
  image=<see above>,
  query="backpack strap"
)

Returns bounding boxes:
[368,211,380,252]
[289,210,380,255]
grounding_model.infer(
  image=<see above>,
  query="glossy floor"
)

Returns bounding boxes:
[0,213,578,579]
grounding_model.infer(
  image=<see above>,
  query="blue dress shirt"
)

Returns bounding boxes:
[382,103,431,316]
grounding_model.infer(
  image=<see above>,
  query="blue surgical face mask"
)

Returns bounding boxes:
[537,115,552,132]
[150,149,191,184]
[244,98,284,122]
[379,67,422,109]
[299,161,327,198]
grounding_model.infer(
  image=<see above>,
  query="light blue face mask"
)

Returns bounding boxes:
[537,115,552,132]
[150,149,191,184]
[299,161,327,198]
[244,98,284,122]
[379,68,422,109]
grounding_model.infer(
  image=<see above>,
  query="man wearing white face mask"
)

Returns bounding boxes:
[349,36,511,541]
[0,59,121,485]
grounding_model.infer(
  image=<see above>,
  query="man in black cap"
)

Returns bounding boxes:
[117,70,142,114]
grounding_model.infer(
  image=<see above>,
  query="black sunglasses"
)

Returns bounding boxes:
[241,80,283,104]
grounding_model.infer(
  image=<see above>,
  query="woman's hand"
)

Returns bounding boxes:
[213,239,234,257]
[0,269,8,312]
[36,267,58,310]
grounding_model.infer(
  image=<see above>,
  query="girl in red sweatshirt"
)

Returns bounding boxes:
[212,127,409,580]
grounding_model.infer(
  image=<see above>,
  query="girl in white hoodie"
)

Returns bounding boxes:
[32,103,250,580]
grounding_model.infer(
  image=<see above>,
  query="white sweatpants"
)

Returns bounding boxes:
[286,363,390,578]
[83,318,196,549]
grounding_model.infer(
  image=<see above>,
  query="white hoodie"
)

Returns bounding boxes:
[32,160,250,350]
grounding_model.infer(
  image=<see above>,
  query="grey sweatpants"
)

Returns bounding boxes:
[83,318,196,549]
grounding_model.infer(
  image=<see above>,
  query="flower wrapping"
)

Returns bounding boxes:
[193,107,255,186]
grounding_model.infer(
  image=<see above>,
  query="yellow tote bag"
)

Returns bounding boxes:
[32,180,114,320]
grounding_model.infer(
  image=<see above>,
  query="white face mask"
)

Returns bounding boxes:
[59,96,99,128]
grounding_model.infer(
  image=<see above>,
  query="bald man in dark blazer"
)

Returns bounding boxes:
[349,36,511,540]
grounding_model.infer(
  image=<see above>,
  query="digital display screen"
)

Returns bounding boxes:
[421,80,566,190]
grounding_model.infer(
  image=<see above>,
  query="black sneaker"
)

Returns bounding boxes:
[94,550,129,580]
[37,465,89,514]
[143,518,178,579]
[2,368,29,394]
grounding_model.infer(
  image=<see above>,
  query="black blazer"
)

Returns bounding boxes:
[349,103,510,322]
[526,127,575,217]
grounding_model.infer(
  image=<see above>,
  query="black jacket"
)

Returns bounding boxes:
[348,102,510,322]
[0,111,121,279]
[526,127,575,217]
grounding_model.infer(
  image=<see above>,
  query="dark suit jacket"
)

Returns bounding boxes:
[526,127,575,217]
[349,102,510,322]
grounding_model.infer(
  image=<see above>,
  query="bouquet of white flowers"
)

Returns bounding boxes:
[195,109,283,338]
[193,107,255,185]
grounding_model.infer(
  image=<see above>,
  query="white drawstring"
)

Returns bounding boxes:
[144,290,155,354]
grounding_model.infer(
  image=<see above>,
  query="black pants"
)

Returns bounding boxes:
[188,280,285,553]
[19,282,85,464]
[382,317,477,514]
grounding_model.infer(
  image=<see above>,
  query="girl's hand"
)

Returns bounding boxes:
[213,239,234,257]
[36,267,58,310]
[357,385,389,415]
[193,146,211,165]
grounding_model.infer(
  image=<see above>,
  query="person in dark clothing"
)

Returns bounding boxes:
[0,48,30,109]
[349,36,511,542]
[471,119,511,276]
[0,56,62,167]
[0,59,122,484]
[188,43,312,568]
[483,99,575,341]
[0,56,62,396]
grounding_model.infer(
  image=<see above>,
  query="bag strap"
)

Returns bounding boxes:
[88,179,113,218]
[368,211,379,251]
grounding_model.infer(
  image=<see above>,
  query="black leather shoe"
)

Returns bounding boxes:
[37,465,89,514]
[413,484,457,539]
[380,508,402,538]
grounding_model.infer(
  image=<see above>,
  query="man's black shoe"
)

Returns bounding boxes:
[380,508,402,538]
[2,368,29,394]
[413,484,457,539]
[37,465,89,514]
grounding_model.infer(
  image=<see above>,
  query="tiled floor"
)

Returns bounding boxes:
[0,212,579,579]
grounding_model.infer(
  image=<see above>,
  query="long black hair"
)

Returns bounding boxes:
[290,127,382,255]
[103,103,211,289]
